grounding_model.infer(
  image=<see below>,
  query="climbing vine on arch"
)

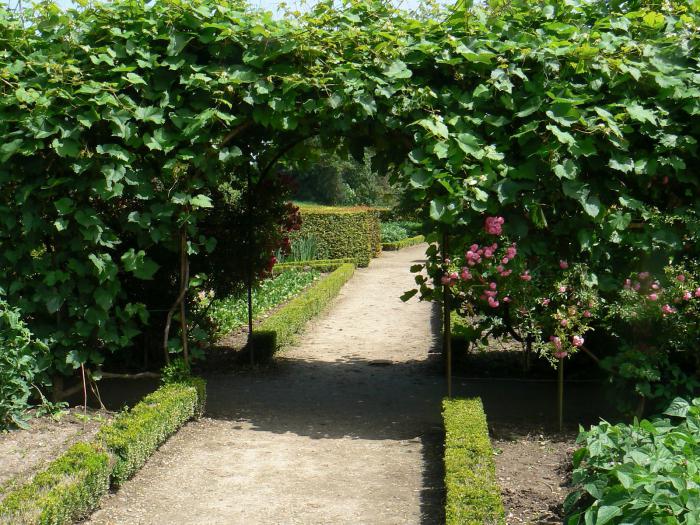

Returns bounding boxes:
[0,0,699,399]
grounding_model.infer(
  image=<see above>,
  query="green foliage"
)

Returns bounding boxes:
[0,442,111,525]
[601,264,700,415]
[252,263,355,355]
[281,235,320,262]
[295,206,381,267]
[381,235,425,251]
[442,398,505,525]
[0,297,51,430]
[2,0,699,383]
[97,378,206,487]
[565,398,700,525]
[160,357,191,384]
[380,222,410,243]
[289,148,398,207]
[203,270,320,339]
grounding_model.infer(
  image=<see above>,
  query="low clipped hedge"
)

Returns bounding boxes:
[294,205,380,267]
[0,378,206,524]
[0,442,111,525]
[443,398,505,525]
[272,258,355,274]
[381,235,425,251]
[252,262,355,355]
[98,378,206,487]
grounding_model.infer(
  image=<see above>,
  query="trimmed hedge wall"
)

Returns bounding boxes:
[272,258,355,274]
[0,378,206,524]
[252,262,355,355]
[294,205,380,267]
[443,398,505,525]
[0,442,111,525]
[98,378,206,487]
[381,235,425,251]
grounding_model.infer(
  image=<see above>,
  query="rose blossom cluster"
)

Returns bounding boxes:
[624,270,700,316]
[484,216,504,235]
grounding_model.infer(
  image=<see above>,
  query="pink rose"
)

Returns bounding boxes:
[661,304,677,314]
[572,335,584,347]
[583,310,592,318]
[484,216,505,235]
[559,260,569,270]
[560,319,568,327]
[683,291,692,301]
[677,274,686,282]
[648,293,658,301]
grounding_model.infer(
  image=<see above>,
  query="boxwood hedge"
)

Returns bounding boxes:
[0,442,111,525]
[381,235,425,251]
[443,398,505,525]
[98,378,206,487]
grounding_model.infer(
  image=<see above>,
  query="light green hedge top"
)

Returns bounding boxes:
[443,398,505,525]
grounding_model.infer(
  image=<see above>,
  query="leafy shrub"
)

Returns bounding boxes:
[294,205,380,267]
[380,221,422,243]
[380,222,409,243]
[97,378,206,487]
[160,357,191,384]
[252,263,355,354]
[201,270,320,339]
[443,398,505,525]
[0,442,111,525]
[565,398,700,525]
[0,298,51,430]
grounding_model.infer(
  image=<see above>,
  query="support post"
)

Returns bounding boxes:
[558,357,564,432]
[246,170,255,366]
[441,232,452,398]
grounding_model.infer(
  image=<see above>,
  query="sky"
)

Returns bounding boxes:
[7,0,441,14]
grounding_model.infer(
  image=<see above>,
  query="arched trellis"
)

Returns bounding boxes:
[1,0,698,410]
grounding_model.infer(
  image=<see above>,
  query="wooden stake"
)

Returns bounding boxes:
[442,232,452,399]
[558,358,564,432]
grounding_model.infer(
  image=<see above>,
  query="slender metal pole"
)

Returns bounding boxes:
[442,232,452,398]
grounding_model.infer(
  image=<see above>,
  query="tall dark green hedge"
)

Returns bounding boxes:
[294,205,380,267]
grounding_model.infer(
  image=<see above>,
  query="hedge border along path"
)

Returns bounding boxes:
[443,398,505,525]
[251,262,355,357]
[0,379,206,524]
[272,258,356,274]
[381,235,426,252]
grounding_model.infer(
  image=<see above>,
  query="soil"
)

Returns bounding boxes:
[491,424,577,524]
[86,244,447,525]
[0,408,111,501]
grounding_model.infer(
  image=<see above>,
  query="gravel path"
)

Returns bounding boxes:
[87,244,446,525]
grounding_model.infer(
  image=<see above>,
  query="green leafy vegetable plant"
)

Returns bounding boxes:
[565,397,700,525]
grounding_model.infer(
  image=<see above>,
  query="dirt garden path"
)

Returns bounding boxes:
[87,244,446,525]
